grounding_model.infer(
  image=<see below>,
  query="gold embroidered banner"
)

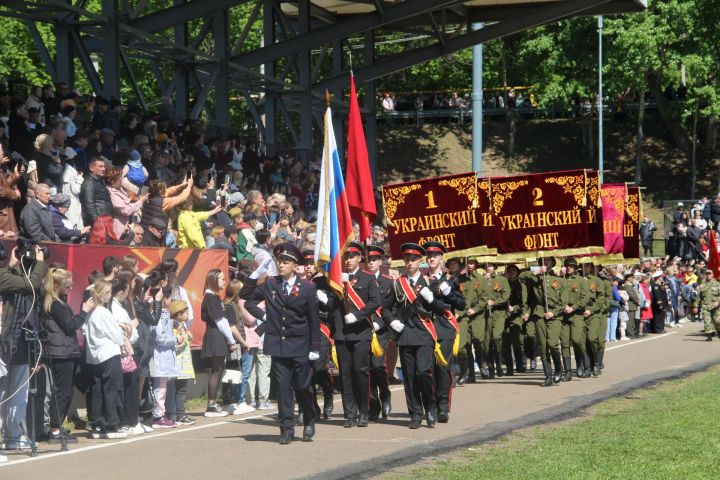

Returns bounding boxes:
[382,172,492,259]
[623,186,641,260]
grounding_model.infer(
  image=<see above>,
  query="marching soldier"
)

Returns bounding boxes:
[422,241,465,423]
[460,258,487,380]
[597,267,613,373]
[697,269,720,341]
[484,262,510,377]
[334,241,381,428]
[366,245,393,421]
[560,257,590,380]
[520,257,564,387]
[240,243,320,444]
[388,243,451,429]
[582,260,604,376]
[454,257,475,384]
[304,249,338,419]
[503,264,527,375]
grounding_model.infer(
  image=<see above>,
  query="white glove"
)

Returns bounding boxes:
[373,321,381,331]
[390,320,405,333]
[316,290,329,305]
[439,281,451,296]
[341,272,350,283]
[308,351,320,361]
[344,313,358,324]
[250,258,273,279]
[420,287,434,303]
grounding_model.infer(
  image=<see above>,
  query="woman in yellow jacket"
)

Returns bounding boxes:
[177,199,222,248]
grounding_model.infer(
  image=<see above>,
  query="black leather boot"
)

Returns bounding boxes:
[551,350,563,383]
[541,359,553,387]
[595,350,604,375]
[562,357,573,382]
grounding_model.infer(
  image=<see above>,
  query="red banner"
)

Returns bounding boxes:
[623,186,641,260]
[382,172,489,259]
[483,169,603,254]
[39,243,228,348]
[601,184,627,254]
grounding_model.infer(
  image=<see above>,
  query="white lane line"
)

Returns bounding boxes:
[605,331,677,351]
[0,386,406,468]
[1,332,682,468]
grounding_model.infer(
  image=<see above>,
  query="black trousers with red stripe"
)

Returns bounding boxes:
[336,340,371,418]
[432,336,454,414]
[399,344,435,421]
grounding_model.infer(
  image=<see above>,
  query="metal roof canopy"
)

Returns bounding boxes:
[1,0,646,168]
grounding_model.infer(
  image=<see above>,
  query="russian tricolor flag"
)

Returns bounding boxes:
[314,103,353,294]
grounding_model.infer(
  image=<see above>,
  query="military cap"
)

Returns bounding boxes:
[400,242,425,258]
[422,241,447,256]
[564,257,579,268]
[344,241,364,257]
[366,245,385,259]
[273,242,305,265]
[302,249,315,263]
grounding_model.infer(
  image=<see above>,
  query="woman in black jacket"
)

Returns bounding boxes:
[42,267,94,442]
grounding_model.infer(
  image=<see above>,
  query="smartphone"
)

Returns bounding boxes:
[140,186,149,196]
[82,289,92,302]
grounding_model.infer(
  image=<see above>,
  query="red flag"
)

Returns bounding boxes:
[709,230,720,278]
[346,73,377,241]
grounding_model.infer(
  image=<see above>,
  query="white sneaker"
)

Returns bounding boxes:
[141,424,154,433]
[258,401,274,410]
[127,423,145,435]
[231,403,256,415]
[0,454,7,463]
[3,435,30,450]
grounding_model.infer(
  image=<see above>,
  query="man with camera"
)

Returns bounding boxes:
[0,243,47,450]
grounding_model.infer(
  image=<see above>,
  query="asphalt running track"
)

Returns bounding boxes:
[2,327,719,480]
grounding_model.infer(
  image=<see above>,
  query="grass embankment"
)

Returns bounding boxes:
[383,366,720,480]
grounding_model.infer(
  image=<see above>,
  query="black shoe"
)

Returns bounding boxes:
[344,417,357,428]
[323,402,334,419]
[48,430,79,444]
[368,412,380,422]
[279,431,294,445]
[426,410,437,428]
[516,365,527,373]
[302,424,315,442]
[543,376,553,387]
[389,377,403,385]
[541,359,554,387]
[562,357,573,382]
[358,414,369,427]
[496,365,505,377]
[553,370,562,384]
[466,376,477,384]
[409,417,422,429]
[457,374,468,386]
[382,401,391,419]
[707,334,714,342]
[480,363,490,379]
[438,411,449,423]
[530,358,537,370]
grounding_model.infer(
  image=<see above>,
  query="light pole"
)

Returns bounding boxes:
[472,22,483,174]
[598,15,604,183]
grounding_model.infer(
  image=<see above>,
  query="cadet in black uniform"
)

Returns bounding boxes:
[240,243,321,445]
[366,245,394,421]
[334,241,381,428]
[304,249,339,420]
[388,243,454,429]
[422,241,465,423]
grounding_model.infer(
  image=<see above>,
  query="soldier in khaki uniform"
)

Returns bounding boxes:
[455,258,482,384]
[484,263,511,377]
[520,257,564,387]
[503,264,528,375]
[560,257,590,380]
[697,269,720,341]
[582,260,605,376]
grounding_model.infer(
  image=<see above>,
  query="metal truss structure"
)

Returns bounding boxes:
[0,0,646,167]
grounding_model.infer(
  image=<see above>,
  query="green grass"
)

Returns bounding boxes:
[384,367,720,480]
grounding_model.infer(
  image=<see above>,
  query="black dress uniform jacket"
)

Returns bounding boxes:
[241,276,321,358]
[376,272,396,331]
[391,274,454,347]
[426,273,466,341]
[334,269,381,342]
